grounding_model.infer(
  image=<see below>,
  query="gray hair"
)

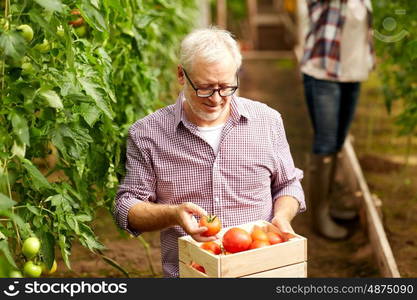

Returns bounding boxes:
[180,26,242,73]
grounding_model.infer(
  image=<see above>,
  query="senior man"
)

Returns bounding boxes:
[113,27,305,278]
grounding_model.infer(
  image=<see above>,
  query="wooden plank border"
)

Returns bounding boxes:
[342,136,401,277]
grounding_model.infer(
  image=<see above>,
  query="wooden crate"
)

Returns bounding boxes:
[178,220,307,278]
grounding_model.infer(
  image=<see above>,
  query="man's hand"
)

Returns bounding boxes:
[175,202,218,242]
[272,196,300,241]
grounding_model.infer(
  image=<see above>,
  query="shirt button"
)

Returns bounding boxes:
[214,197,219,202]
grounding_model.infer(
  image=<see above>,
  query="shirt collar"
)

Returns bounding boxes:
[174,91,250,129]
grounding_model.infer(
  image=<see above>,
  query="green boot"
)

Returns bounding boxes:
[309,154,348,239]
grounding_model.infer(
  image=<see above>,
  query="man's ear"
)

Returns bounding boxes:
[177,65,185,85]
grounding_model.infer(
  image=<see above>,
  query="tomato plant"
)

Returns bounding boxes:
[0,0,197,277]
[372,0,417,137]
[200,241,221,255]
[199,215,222,237]
[222,227,252,253]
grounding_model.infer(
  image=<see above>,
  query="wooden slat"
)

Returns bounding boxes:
[220,237,306,277]
[343,136,401,277]
[216,0,227,29]
[178,237,220,277]
[241,261,307,278]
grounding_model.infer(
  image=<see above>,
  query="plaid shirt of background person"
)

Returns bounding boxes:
[301,0,375,79]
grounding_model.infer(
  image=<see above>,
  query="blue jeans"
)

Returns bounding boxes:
[303,74,361,155]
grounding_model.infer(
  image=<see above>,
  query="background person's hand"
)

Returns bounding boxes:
[175,202,218,242]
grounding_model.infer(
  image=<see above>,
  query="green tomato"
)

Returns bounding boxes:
[17,24,34,42]
[34,39,50,53]
[23,261,42,278]
[74,25,87,38]
[22,237,41,259]
[21,62,34,75]
[9,270,23,278]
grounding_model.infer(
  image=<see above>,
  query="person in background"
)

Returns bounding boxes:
[300,0,375,239]
[113,27,306,277]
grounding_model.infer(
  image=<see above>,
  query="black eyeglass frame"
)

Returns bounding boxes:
[182,68,239,98]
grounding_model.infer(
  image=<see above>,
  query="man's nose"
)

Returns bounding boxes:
[208,90,222,103]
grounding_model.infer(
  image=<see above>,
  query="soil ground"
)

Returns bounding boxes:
[52,57,417,278]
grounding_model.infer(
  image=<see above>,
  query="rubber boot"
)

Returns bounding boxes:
[328,152,358,221]
[309,154,348,239]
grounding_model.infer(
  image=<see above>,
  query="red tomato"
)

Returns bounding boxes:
[251,228,269,242]
[200,241,222,255]
[69,9,84,27]
[249,239,270,249]
[222,227,252,253]
[191,262,205,274]
[267,231,284,244]
[199,215,221,237]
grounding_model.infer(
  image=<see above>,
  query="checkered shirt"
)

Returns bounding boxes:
[301,0,374,79]
[113,92,306,277]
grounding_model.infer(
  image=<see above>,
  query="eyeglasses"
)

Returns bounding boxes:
[182,68,239,98]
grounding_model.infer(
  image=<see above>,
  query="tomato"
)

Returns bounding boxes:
[23,261,42,278]
[267,232,284,245]
[251,228,269,242]
[222,227,252,253]
[199,215,221,237]
[200,241,221,255]
[190,262,205,274]
[9,270,23,278]
[22,237,40,259]
[41,260,57,275]
[69,9,84,27]
[17,24,33,42]
[249,239,270,249]
[34,39,50,53]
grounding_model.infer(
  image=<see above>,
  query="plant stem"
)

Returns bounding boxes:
[137,235,156,276]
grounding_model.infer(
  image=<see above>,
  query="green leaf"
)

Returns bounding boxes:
[80,0,108,33]
[0,193,16,210]
[29,9,60,38]
[10,112,30,146]
[79,77,113,119]
[26,204,41,216]
[0,240,18,269]
[407,40,417,61]
[0,31,26,62]
[40,90,64,109]
[34,0,64,12]
[21,158,52,191]
[58,234,71,269]
[79,103,101,127]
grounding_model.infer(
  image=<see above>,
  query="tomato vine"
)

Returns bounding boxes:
[0,0,197,277]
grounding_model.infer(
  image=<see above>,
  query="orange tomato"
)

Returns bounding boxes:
[267,231,284,245]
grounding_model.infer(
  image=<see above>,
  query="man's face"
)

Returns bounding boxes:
[179,55,238,127]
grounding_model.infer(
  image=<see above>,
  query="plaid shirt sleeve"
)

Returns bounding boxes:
[112,124,157,236]
[271,112,306,213]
